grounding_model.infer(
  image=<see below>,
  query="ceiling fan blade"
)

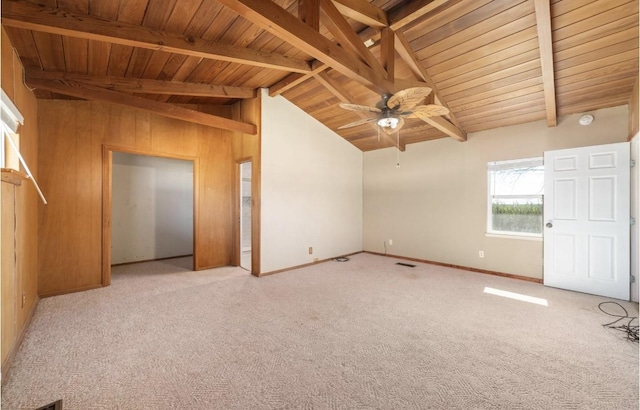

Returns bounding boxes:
[380,117,405,134]
[405,104,450,119]
[337,117,377,129]
[387,87,433,111]
[339,103,381,114]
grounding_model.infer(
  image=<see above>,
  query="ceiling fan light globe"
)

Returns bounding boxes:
[377,117,400,129]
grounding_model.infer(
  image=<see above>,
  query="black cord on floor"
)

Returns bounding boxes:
[598,301,639,343]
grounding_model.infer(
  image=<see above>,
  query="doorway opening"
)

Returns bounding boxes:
[103,147,197,285]
[240,161,252,271]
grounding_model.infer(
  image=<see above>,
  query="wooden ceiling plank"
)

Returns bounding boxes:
[331,0,388,28]
[534,0,558,127]
[441,59,540,96]
[555,28,638,63]
[464,111,547,133]
[432,39,539,85]
[458,93,545,120]
[26,77,257,134]
[394,31,466,140]
[215,0,398,94]
[555,38,638,72]
[319,0,386,78]
[557,83,634,106]
[556,78,635,101]
[436,49,540,91]
[556,70,638,94]
[453,84,545,112]
[84,0,118,77]
[25,70,257,98]
[553,0,632,32]
[445,68,542,103]
[417,12,537,67]
[1,0,313,73]
[427,26,538,77]
[553,4,638,47]
[555,49,638,81]
[408,0,530,53]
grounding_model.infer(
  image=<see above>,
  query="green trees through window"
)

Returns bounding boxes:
[487,158,544,236]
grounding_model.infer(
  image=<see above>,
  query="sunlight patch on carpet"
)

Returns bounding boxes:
[483,287,549,306]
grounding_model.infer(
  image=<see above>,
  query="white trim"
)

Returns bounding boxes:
[486,232,543,241]
[1,88,24,133]
[487,156,543,171]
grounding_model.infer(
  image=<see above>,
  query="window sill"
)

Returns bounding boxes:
[485,232,543,241]
[1,168,27,186]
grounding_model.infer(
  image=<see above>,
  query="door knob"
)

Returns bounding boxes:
[546,222,553,228]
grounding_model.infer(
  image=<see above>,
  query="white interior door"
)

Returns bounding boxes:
[543,142,630,300]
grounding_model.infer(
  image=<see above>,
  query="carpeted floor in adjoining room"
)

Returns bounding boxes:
[1,253,638,409]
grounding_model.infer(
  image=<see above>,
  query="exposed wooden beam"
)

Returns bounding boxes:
[314,71,403,151]
[269,63,329,96]
[422,116,466,142]
[25,70,257,99]
[1,0,312,73]
[26,78,257,135]
[331,0,388,28]
[394,31,466,141]
[299,0,320,31]
[533,0,557,127]
[388,0,453,31]
[215,0,399,95]
[380,28,395,82]
[358,0,457,42]
[319,0,385,77]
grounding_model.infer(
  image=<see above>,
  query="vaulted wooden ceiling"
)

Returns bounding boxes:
[2,0,638,151]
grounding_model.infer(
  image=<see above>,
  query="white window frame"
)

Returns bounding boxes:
[487,157,543,239]
[1,88,47,204]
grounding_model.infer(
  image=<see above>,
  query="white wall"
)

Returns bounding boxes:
[261,89,363,273]
[112,152,193,264]
[364,106,629,280]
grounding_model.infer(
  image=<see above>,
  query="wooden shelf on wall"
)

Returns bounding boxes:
[1,168,27,186]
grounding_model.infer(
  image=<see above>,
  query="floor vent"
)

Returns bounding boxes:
[36,399,63,410]
[396,262,416,268]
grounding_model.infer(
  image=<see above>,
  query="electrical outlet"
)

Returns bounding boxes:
[388,239,393,245]
[308,247,313,255]
[479,251,485,258]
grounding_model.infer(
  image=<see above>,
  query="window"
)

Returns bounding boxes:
[487,157,543,237]
[1,88,23,170]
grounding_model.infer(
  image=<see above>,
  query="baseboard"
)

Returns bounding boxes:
[111,254,193,267]
[364,251,543,284]
[2,295,40,384]
[39,284,104,298]
[258,251,363,277]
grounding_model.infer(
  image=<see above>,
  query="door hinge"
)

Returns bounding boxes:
[631,217,636,226]
[631,159,636,167]
[631,275,636,284]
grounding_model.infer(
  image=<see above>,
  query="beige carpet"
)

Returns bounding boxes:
[1,253,638,409]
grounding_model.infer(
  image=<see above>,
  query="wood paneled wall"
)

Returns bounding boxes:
[38,100,250,296]
[1,26,40,376]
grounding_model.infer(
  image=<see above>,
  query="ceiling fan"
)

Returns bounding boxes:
[337,87,449,134]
